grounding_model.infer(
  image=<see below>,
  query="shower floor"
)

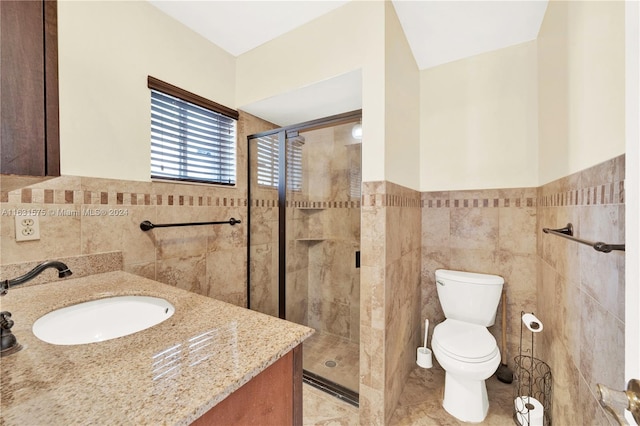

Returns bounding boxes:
[303,331,360,393]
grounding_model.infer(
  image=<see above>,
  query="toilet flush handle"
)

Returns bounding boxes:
[437,280,445,286]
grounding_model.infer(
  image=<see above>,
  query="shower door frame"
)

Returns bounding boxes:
[247,109,362,406]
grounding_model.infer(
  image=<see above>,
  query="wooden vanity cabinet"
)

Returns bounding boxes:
[0,0,60,176]
[192,345,303,426]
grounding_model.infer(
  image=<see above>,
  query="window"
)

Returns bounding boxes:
[287,139,303,192]
[255,133,302,191]
[148,77,238,185]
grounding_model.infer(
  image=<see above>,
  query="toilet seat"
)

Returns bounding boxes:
[433,319,498,363]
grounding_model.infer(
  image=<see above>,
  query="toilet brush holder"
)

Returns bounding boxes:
[417,347,433,368]
[417,318,432,368]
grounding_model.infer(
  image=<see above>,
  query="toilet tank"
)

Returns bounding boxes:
[435,269,504,326]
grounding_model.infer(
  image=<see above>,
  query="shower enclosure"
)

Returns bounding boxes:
[247,111,362,404]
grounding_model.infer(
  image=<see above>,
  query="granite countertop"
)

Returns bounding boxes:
[0,271,313,425]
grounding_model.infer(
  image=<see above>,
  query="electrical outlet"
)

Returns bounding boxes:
[15,215,40,242]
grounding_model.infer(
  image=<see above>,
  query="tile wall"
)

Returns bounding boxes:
[249,123,362,345]
[301,124,361,343]
[0,175,248,304]
[421,187,538,362]
[536,154,625,425]
[420,154,625,426]
[0,111,275,307]
[360,181,422,424]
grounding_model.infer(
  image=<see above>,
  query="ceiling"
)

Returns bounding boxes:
[148,0,548,125]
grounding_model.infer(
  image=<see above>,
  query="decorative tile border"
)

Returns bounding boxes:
[423,196,536,209]
[251,199,278,208]
[4,186,249,208]
[287,200,361,208]
[538,181,625,207]
[361,193,422,208]
[3,177,623,210]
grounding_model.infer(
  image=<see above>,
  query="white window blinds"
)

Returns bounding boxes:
[287,140,303,192]
[150,88,237,185]
[256,134,279,188]
[256,134,302,192]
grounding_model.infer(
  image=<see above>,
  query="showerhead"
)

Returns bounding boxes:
[288,135,305,146]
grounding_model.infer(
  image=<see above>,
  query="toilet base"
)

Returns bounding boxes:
[442,373,490,423]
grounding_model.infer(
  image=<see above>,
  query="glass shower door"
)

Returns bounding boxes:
[285,122,361,400]
[248,113,362,405]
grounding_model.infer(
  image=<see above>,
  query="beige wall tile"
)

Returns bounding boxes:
[450,207,499,250]
[206,247,247,304]
[156,255,207,294]
[536,154,625,424]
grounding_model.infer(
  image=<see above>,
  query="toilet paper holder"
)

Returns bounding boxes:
[513,311,552,426]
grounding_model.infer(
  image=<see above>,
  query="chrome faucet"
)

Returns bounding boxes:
[1,260,72,296]
[1,261,72,357]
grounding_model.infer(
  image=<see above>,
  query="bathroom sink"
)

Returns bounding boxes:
[32,295,175,345]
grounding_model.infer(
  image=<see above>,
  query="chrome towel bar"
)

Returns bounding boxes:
[542,223,625,253]
[140,217,241,231]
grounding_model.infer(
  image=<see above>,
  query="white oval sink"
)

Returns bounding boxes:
[33,295,175,345]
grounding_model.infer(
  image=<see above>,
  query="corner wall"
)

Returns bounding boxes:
[361,181,421,424]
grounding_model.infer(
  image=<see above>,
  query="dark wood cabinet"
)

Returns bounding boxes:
[0,0,59,176]
[192,345,303,426]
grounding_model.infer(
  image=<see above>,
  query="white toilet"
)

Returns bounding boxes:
[431,269,504,423]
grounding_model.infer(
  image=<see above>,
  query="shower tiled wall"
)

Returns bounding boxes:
[360,181,422,424]
[249,122,361,345]
[421,187,538,362]
[536,154,625,424]
[301,124,361,343]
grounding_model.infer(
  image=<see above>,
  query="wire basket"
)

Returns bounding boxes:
[513,312,552,426]
[513,355,552,425]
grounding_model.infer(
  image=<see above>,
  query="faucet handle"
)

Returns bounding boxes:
[0,311,21,357]
[1,280,8,296]
[0,311,14,330]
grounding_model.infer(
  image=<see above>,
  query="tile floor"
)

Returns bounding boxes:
[304,364,516,425]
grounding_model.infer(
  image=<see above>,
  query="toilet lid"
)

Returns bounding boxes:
[433,319,498,362]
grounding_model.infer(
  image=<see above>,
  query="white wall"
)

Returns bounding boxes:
[57,1,236,182]
[420,41,539,191]
[384,1,420,190]
[537,0,625,185]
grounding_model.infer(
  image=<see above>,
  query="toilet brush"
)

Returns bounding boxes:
[496,290,513,384]
[423,319,428,349]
